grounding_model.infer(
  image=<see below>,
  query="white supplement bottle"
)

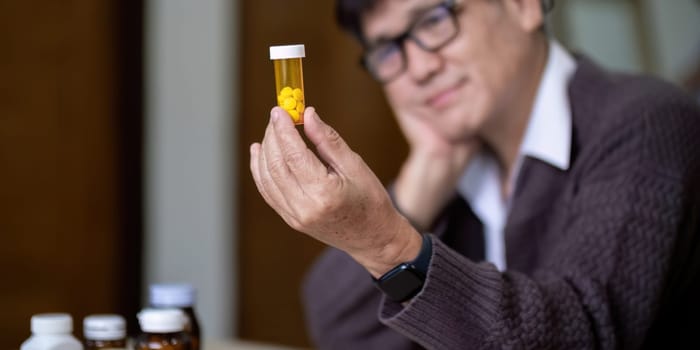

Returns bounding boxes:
[21,313,83,350]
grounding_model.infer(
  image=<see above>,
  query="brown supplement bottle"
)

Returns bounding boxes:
[135,309,188,350]
[83,315,127,349]
[149,284,201,350]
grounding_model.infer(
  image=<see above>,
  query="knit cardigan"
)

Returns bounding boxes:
[302,58,700,349]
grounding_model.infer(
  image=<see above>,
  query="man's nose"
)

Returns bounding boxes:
[403,39,443,83]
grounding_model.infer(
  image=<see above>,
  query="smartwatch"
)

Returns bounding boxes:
[374,234,432,303]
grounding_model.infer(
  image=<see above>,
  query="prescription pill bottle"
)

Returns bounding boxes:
[270,44,306,124]
[83,314,127,350]
[149,284,201,350]
[135,309,188,350]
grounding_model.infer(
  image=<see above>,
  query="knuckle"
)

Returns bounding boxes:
[258,176,277,194]
[267,157,288,177]
[325,126,343,146]
[318,194,340,214]
[295,198,336,228]
[349,151,363,165]
[296,210,320,228]
[283,214,303,231]
[284,151,306,169]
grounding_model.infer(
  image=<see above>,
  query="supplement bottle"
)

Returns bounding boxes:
[135,308,188,350]
[21,313,83,350]
[83,315,127,350]
[149,284,200,350]
[270,44,306,124]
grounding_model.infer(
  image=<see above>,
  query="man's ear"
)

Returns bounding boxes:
[503,0,545,33]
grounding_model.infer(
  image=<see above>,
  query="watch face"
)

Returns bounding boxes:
[378,264,424,302]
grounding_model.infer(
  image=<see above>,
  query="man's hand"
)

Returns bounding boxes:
[250,107,422,278]
[393,109,481,230]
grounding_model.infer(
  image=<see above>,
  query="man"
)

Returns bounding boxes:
[250,0,700,348]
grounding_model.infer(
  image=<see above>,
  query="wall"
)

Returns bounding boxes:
[144,0,236,340]
[554,0,700,82]
[0,0,143,345]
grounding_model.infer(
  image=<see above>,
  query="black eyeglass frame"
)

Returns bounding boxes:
[360,0,462,83]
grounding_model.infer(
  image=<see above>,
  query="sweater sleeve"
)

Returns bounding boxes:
[301,247,424,350]
[377,94,700,349]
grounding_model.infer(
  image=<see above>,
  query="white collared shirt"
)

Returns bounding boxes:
[457,40,577,271]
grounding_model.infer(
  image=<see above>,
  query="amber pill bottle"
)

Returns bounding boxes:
[149,284,201,350]
[83,315,127,349]
[135,309,188,350]
[270,44,306,124]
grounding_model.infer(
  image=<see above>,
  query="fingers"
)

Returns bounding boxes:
[251,140,291,214]
[270,107,327,179]
[249,143,274,205]
[259,113,300,214]
[249,115,299,225]
[262,110,295,186]
[302,107,356,175]
[250,107,332,227]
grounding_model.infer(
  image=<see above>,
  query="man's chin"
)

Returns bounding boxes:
[434,126,475,144]
[434,113,479,141]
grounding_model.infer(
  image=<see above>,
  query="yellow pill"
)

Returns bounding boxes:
[277,95,285,106]
[280,86,293,98]
[289,109,300,122]
[293,88,303,101]
[296,102,305,114]
[283,97,297,110]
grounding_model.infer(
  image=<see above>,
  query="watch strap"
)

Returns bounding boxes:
[410,233,432,278]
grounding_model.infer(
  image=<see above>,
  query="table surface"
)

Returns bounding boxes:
[205,339,304,350]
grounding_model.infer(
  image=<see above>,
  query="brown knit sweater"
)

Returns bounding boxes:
[302,58,700,349]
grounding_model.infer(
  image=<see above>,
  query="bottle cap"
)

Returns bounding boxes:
[137,308,186,333]
[31,313,73,335]
[84,314,126,340]
[270,44,305,60]
[149,283,196,308]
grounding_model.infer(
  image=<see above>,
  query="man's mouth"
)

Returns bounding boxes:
[426,78,467,110]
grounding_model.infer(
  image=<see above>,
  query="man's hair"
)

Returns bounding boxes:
[336,0,555,44]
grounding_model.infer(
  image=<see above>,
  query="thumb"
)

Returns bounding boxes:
[303,107,355,174]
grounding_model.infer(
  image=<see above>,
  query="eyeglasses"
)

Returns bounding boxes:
[361,0,462,83]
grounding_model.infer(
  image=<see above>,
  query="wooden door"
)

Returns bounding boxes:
[238,0,408,347]
[0,0,143,346]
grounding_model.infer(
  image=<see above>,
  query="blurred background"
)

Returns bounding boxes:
[1,0,699,348]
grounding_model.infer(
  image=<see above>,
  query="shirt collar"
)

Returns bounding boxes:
[519,40,576,171]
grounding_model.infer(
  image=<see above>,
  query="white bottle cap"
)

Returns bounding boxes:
[149,283,196,308]
[31,313,73,335]
[270,44,306,60]
[138,308,186,333]
[84,314,126,340]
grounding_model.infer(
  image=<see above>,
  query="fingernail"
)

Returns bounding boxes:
[271,109,279,122]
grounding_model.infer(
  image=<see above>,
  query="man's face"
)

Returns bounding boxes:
[361,0,544,143]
